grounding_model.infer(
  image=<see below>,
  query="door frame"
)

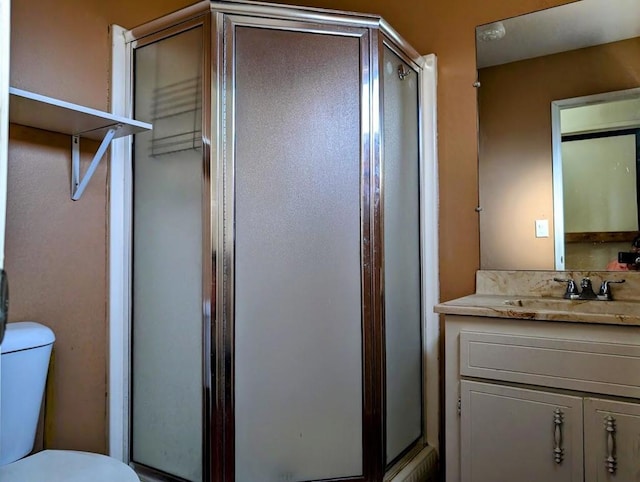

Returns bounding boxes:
[0,0,11,419]
[551,87,640,269]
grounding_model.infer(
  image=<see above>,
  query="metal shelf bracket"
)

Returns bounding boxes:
[71,125,120,201]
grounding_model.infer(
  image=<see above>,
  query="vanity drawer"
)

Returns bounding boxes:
[460,331,640,398]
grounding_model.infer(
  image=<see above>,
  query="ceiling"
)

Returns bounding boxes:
[476,0,640,68]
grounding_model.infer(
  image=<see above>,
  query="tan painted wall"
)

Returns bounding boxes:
[478,36,640,269]
[272,0,572,299]
[9,0,570,452]
[9,0,195,454]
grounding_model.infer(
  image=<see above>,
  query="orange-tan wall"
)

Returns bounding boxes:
[272,0,572,301]
[9,0,570,453]
[479,36,640,270]
[9,0,196,454]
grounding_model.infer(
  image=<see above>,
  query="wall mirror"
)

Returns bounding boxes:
[476,0,640,271]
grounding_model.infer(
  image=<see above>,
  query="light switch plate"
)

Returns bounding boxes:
[535,219,549,238]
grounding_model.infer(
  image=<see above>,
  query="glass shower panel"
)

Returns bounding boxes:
[132,27,203,481]
[233,26,363,481]
[382,46,423,464]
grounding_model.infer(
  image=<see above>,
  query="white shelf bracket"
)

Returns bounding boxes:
[71,125,120,201]
[10,88,151,201]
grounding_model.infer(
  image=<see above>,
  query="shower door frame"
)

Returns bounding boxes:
[379,36,427,471]
[123,12,215,482]
[221,13,379,482]
[109,2,440,481]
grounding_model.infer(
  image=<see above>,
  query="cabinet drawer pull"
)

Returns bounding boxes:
[605,415,617,474]
[553,408,564,464]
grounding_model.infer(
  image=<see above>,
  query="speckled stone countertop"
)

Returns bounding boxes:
[434,270,640,326]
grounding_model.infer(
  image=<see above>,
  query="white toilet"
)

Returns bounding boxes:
[0,321,140,481]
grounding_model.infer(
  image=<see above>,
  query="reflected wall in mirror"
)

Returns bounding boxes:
[477,0,640,270]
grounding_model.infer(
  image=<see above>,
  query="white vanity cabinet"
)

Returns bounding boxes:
[584,398,640,481]
[461,381,584,482]
[444,315,640,482]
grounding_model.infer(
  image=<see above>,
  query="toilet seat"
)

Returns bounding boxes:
[0,449,140,481]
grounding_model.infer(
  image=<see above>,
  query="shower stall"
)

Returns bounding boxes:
[123,2,430,481]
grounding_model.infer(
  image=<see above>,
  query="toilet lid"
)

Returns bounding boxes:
[0,450,140,482]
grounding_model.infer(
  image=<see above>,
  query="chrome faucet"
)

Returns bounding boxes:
[578,278,597,300]
[597,279,626,301]
[555,277,625,301]
[554,277,579,299]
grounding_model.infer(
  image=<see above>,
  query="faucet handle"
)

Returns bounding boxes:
[554,277,579,299]
[597,279,626,301]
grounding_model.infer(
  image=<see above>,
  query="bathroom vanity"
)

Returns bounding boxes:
[437,271,640,482]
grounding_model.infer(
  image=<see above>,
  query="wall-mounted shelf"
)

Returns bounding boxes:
[9,87,152,200]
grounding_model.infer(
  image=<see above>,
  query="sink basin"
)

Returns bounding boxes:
[503,298,640,315]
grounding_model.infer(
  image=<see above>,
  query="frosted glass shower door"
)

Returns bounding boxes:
[383,46,423,465]
[131,26,204,482]
[232,25,365,481]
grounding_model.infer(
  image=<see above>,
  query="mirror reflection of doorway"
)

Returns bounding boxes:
[561,129,640,270]
[552,90,640,270]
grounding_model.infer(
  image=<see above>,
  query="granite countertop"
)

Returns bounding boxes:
[435,270,640,326]
[434,294,640,326]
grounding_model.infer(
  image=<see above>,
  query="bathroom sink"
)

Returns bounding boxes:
[503,298,640,315]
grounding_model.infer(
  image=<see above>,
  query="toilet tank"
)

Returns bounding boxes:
[0,322,55,466]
